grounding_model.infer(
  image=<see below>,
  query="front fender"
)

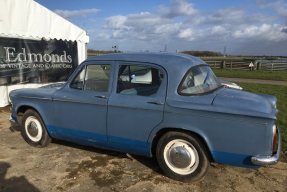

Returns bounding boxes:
[13,97,54,129]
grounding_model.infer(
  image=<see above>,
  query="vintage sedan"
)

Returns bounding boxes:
[9,53,281,181]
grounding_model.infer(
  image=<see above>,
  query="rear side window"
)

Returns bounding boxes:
[117,64,163,96]
[70,64,111,92]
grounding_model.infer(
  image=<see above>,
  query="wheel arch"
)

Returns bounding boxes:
[151,128,213,162]
[16,105,40,124]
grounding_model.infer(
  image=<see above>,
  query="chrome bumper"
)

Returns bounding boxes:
[251,128,281,166]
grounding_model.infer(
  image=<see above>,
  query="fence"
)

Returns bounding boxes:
[205,60,287,71]
[257,60,287,71]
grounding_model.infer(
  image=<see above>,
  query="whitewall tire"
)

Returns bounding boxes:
[156,131,209,181]
[21,109,51,147]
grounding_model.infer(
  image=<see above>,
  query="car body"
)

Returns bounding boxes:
[9,53,281,181]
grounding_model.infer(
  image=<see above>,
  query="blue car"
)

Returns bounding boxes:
[9,53,281,181]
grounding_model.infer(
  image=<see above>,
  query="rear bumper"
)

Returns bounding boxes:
[251,128,281,166]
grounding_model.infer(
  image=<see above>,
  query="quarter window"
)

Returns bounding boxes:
[178,65,221,95]
[117,64,163,96]
[70,64,111,92]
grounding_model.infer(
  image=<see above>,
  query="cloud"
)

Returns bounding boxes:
[86,0,287,55]
[282,27,287,33]
[256,0,287,19]
[233,24,287,41]
[104,12,180,41]
[178,28,193,40]
[212,8,244,22]
[54,8,99,18]
[100,1,200,44]
[231,38,287,56]
[256,0,276,8]
[105,15,128,29]
[102,1,198,43]
[159,0,197,18]
[202,7,272,26]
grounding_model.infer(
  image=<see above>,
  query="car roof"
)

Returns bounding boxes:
[84,53,208,99]
[86,52,205,69]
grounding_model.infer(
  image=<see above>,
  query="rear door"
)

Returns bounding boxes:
[107,62,167,155]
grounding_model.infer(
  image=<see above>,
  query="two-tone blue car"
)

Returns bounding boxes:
[9,53,281,181]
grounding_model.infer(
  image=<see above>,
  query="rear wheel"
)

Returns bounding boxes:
[156,131,209,181]
[21,109,51,147]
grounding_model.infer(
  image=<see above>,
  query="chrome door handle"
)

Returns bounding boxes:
[95,95,107,99]
[147,101,164,105]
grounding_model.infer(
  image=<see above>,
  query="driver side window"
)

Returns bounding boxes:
[70,64,111,92]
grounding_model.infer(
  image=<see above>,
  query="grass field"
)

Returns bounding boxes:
[213,69,287,81]
[238,83,287,153]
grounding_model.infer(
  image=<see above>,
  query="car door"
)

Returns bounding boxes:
[107,62,167,155]
[52,62,113,146]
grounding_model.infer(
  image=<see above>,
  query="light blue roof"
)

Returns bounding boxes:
[86,52,208,99]
[87,52,206,70]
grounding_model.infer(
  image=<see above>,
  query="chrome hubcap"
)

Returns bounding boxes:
[163,139,199,175]
[25,116,43,142]
[27,121,39,137]
[169,146,192,168]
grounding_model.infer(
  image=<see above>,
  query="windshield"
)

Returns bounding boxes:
[178,65,222,95]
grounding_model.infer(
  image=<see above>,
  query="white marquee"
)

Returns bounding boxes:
[0,0,89,107]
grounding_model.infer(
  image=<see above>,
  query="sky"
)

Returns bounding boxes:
[35,0,287,56]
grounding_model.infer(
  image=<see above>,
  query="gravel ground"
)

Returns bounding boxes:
[0,107,286,192]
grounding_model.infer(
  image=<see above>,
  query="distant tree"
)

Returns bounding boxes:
[181,50,223,57]
[87,49,121,56]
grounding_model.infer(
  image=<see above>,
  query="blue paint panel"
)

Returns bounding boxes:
[108,135,151,156]
[212,151,260,168]
[48,125,107,144]
[47,125,151,156]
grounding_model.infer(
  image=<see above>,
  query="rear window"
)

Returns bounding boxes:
[178,65,221,95]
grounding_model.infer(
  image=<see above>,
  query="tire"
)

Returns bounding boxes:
[156,131,209,182]
[21,109,51,147]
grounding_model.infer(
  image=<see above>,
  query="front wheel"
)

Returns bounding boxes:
[156,131,209,181]
[21,109,51,147]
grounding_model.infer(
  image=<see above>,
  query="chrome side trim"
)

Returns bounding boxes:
[52,98,107,106]
[251,127,281,166]
[19,96,51,100]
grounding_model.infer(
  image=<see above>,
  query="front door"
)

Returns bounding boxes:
[107,62,167,155]
[52,62,113,146]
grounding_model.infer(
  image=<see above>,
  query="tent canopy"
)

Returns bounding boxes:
[0,0,90,107]
[0,0,89,43]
